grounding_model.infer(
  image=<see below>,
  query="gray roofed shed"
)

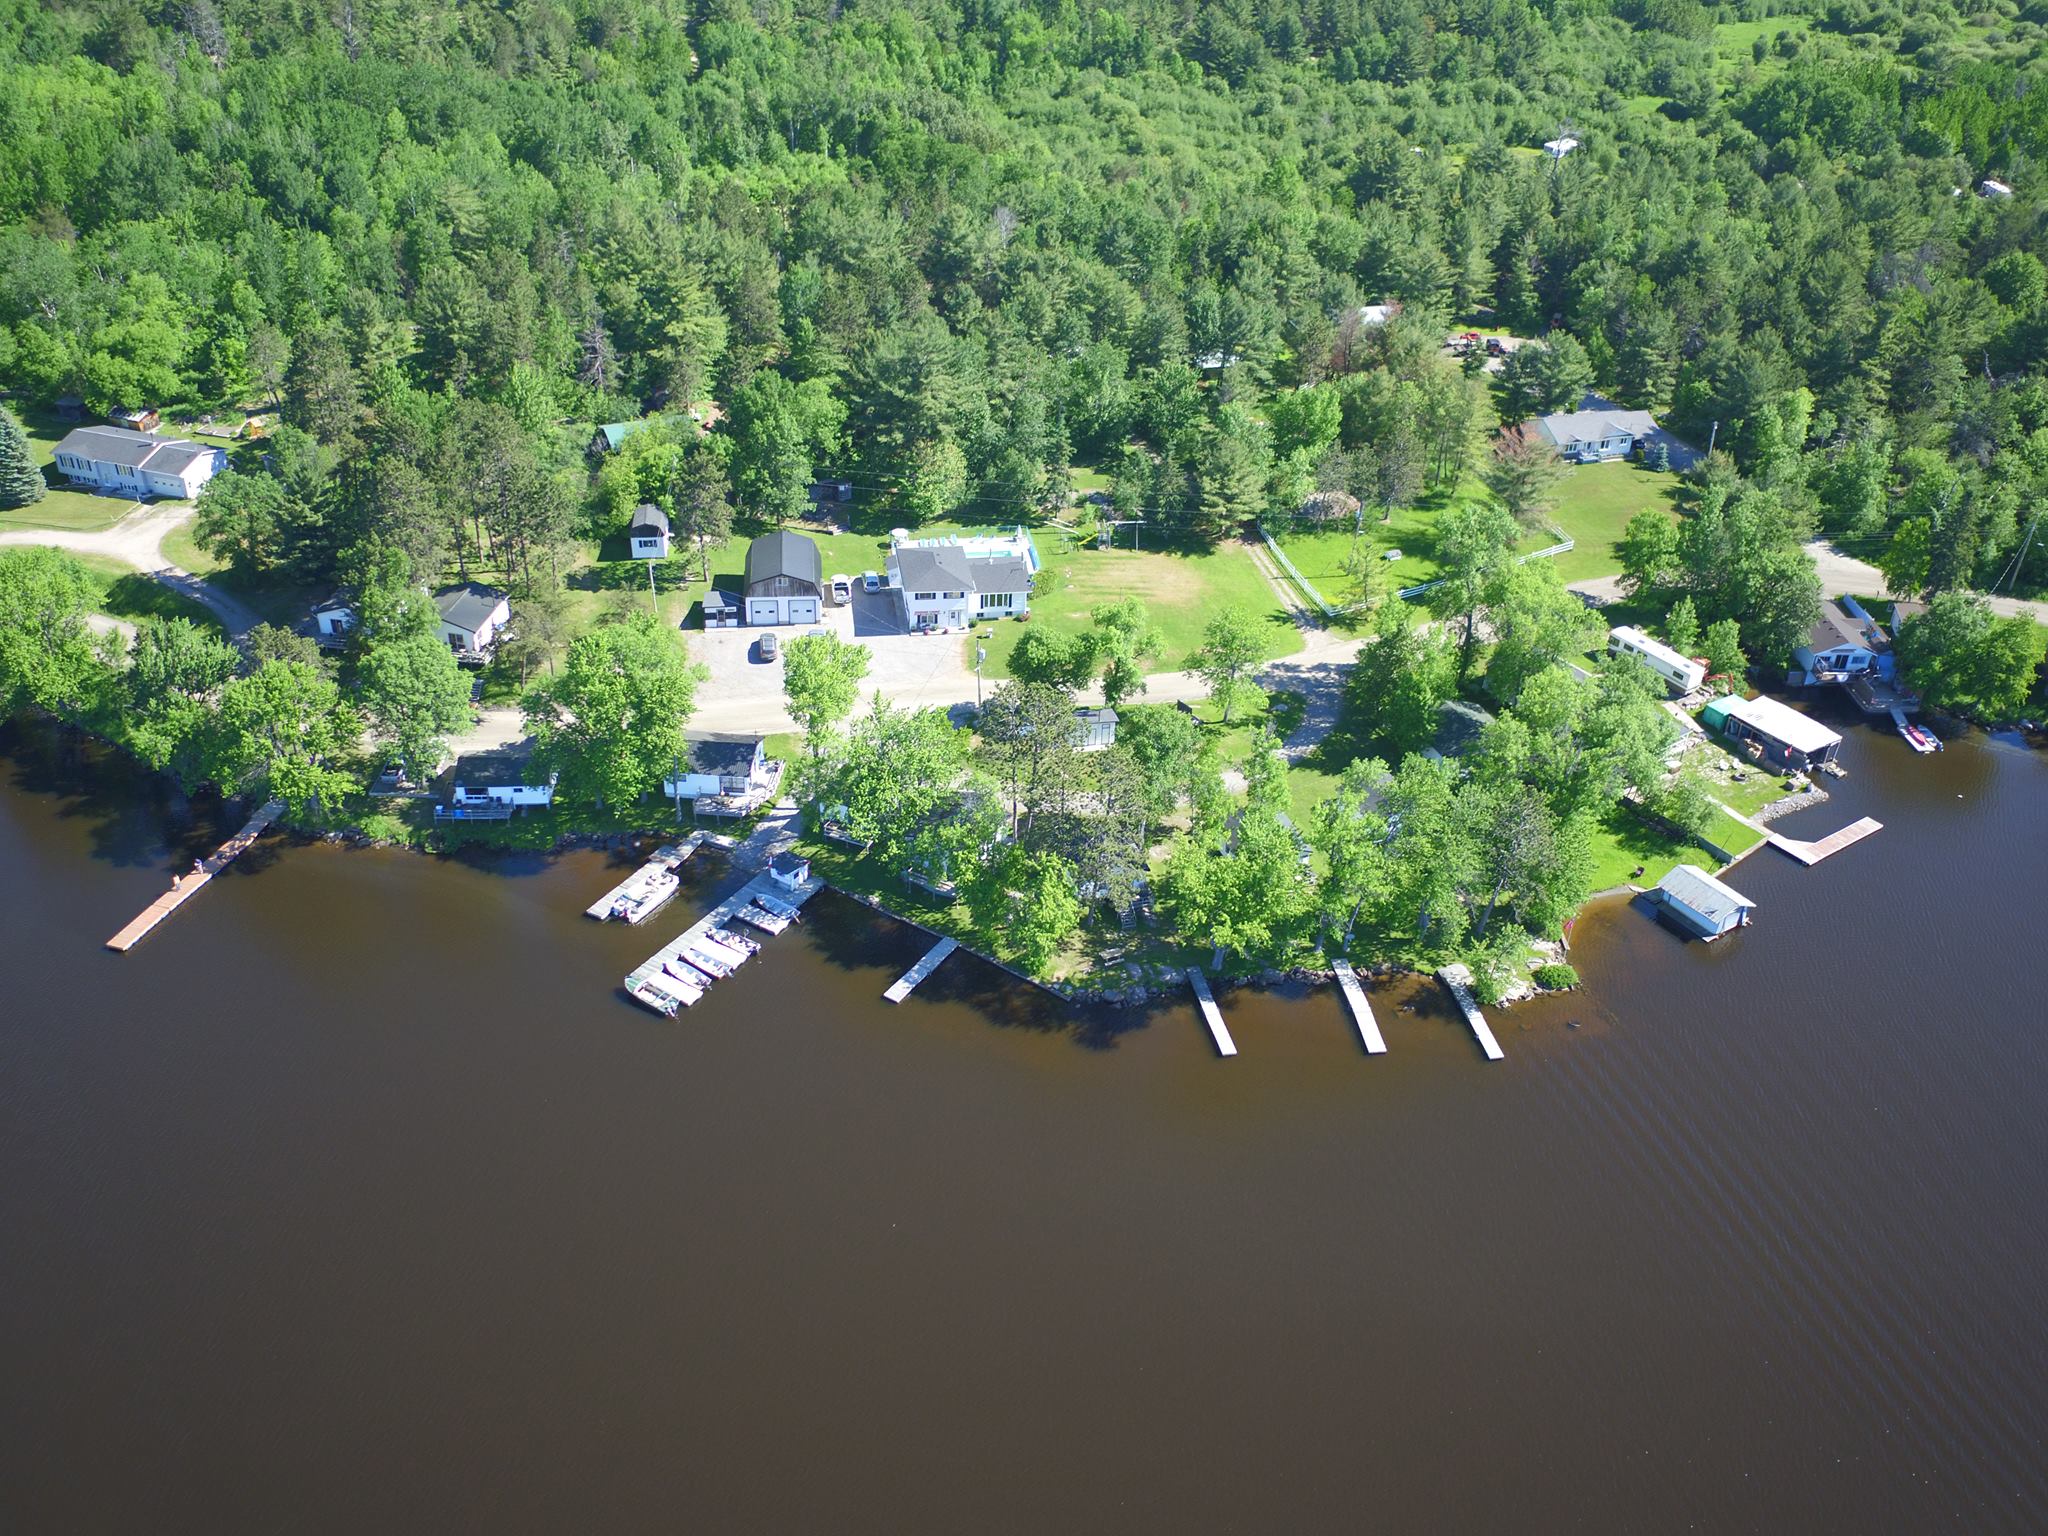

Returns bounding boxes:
[629,503,670,536]
[1654,864,1756,939]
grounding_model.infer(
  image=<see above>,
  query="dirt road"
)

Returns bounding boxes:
[0,502,263,636]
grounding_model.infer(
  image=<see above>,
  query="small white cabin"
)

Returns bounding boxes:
[770,851,812,890]
[1609,625,1705,694]
[628,503,671,561]
[448,746,555,810]
[1654,864,1755,941]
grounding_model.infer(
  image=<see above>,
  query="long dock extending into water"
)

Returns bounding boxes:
[624,865,825,1016]
[107,799,283,952]
[1437,965,1504,1061]
[1186,969,1238,1057]
[1768,816,1882,865]
[1331,960,1387,1055]
[884,937,958,1002]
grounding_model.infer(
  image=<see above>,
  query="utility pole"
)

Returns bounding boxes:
[647,559,658,608]
[975,644,986,710]
[1706,420,1718,457]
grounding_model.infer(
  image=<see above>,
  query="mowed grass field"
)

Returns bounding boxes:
[976,539,1301,681]
[1545,462,1685,583]
[64,552,224,633]
[3,413,142,532]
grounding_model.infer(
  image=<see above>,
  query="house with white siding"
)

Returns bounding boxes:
[886,528,1037,632]
[50,426,228,500]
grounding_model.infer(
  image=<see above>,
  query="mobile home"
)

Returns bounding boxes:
[1609,626,1706,694]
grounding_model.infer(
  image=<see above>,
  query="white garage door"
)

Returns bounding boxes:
[786,598,819,625]
[747,597,782,625]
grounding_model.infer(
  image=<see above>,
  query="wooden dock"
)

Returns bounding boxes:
[624,867,825,1015]
[1331,960,1387,1055]
[1767,816,1883,866]
[1186,969,1238,1058]
[107,800,284,952]
[1437,965,1504,1061]
[585,835,699,920]
[884,937,958,1002]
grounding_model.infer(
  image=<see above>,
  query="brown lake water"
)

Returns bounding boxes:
[3,698,2046,1534]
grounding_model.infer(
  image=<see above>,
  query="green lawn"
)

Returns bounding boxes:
[1713,16,1810,75]
[1581,806,1699,894]
[974,538,1301,682]
[1544,462,1684,584]
[160,520,223,575]
[67,553,224,633]
[1275,479,1557,597]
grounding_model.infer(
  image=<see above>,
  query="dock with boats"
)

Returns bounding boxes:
[1767,816,1883,866]
[1186,969,1238,1057]
[107,799,284,952]
[884,936,958,1002]
[1332,960,1387,1055]
[586,835,702,923]
[624,866,825,1017]
[1437,965,1504,1061]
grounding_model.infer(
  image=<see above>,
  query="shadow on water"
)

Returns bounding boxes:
[0,718,235,871]
[796,887,1168,1050]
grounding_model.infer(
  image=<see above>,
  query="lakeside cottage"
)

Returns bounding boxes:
[50,425,228,501]
[432,584,511,661]
[664,735,772,802]
[1702,693,1843,773]
[1653,864,1756,941]
[439,743,556,819]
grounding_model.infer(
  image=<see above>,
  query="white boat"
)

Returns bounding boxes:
[665,956,716,989]
[708,925,761,955]
[753,891,800,920]
[733,904,791,936]
[681,941,736,978]
[1898,719,1942,753]
[616,870,681,923]
[627,971,690,1016]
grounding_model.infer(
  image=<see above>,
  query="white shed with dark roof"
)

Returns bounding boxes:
[628,503,671,560]
[1653,864,1755,940]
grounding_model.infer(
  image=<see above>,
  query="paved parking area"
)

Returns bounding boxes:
[687,589,982,733]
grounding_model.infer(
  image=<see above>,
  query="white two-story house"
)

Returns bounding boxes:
[51,425,229,500]
[886,529,1037,632]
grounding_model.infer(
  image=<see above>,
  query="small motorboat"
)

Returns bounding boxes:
[1898,718,1942,753]
[708,925,761,955]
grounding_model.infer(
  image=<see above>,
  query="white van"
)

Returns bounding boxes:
[829,573,852,604]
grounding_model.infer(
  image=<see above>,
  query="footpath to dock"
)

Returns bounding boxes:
[1186,969,1238,1057]
[884,936,958,1002]
[1436,965,1504,1061]
[1331,960,1387,1054]
[107,800,283,952]
[1768,816,1882,865]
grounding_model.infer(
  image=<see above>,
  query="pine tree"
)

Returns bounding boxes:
[0,408,46,510]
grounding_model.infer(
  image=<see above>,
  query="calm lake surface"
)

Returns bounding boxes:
[4,699,2046,1534]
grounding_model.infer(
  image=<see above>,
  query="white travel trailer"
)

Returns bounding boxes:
[1609,625,1706,694]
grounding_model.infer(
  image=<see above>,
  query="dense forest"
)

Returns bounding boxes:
[1,0,2045,988]
[3,0,2045,592]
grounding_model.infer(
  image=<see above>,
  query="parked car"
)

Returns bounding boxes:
[756,632,778,662]
[862,570,882,593]
[829,573,852,604]
[804,627,828,641]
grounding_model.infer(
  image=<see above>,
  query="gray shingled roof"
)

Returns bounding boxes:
[433,583,508,635]
[687,734,763,777]
[894,544,976,592]
[744,530,822,593]
[629,503,670,536]
[1809,599,1884,655]
[54,425,197,471]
